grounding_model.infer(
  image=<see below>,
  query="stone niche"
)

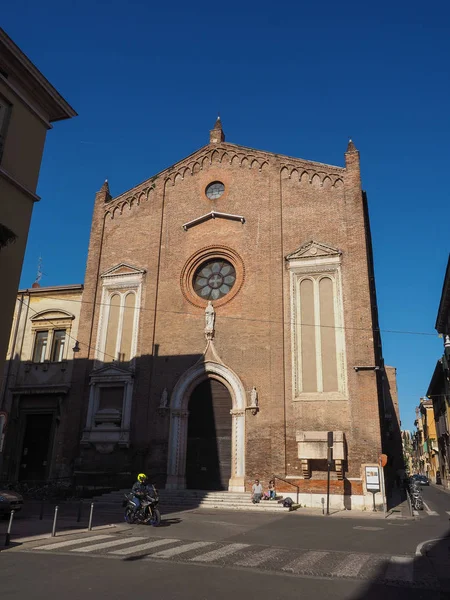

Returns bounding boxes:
[296,431,346,479]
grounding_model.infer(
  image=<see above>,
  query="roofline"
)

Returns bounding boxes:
[427,359,444,396]
[435,254,450,332]
[0,28,77,122]
[109,141,346,204]
[18,284,83,294]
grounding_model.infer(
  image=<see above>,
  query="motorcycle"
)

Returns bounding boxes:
[407,478,424,511]
[123,485,161,526]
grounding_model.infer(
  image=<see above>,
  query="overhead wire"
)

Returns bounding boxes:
[27,293,441,338]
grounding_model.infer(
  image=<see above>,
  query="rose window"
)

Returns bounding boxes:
[193,259,236,301]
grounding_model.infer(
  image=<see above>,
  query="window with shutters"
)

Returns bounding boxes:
[286,241,348,400]
[29,309,74,363]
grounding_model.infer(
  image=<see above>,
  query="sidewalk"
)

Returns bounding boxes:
[430,482,450,495]
[0,503,121,544]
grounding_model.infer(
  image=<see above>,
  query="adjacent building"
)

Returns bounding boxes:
[401,430,413,475]
[413,398,440,483]
[428,255,450,488]
[0,284,83,481]
[28,118,400,509]
[0,28,76,389]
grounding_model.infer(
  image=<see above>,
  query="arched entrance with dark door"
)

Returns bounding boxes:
[186,378,232,490]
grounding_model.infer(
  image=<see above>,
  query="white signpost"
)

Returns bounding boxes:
[365,466,380,511]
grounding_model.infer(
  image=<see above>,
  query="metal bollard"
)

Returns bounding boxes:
[51,506,59,537]
[39,500,45,520]
[88,502,94,531]
[4,509,15,546]
[76,499,83,523]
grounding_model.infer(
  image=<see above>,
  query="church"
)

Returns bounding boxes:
[56,119,399,508]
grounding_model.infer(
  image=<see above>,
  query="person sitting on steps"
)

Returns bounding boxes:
[251,479,263,503]
[268,479,276,500]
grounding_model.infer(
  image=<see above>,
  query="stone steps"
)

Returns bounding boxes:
[92,489,290,512]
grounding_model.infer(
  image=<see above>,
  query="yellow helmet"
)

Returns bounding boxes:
[137,473,148,483]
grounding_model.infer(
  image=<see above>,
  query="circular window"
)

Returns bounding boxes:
[205,181,225,200]
[193,259,236,301]
[181,246,245,308]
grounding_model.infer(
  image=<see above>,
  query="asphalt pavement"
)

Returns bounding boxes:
[1,484,449,598]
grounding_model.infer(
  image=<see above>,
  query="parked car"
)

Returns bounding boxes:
[412,474,429,486]
[0,490,24,517]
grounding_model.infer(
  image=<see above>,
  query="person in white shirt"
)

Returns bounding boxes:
[251,479,263,503]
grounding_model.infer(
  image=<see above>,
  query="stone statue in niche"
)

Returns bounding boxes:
[159,388,169,409]
[205,301,215,340]
[249,386,259,415]
[158,387,169,416]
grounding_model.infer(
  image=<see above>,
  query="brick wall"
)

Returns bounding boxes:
[61,133,386,496]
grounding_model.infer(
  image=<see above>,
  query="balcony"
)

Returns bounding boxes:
[13,360,73,392]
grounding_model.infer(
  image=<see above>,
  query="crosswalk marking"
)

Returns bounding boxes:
[190,543,249,562]
[18,536,438,587]
[152,541,214,558]
[34,534,112,550]
[330,553,370,577]
[282,550,328,573]
[423,502,439,516]
[71,536,146,553]
[385,556,414,582]
[110,538,179,556]
[235,547,285,567]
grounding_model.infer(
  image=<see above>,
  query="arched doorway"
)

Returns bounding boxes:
[186,379,232,490]
[166,360,246,491]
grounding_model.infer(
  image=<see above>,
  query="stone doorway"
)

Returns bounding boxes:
[18,413,54,481]
[166,360,246,491]
[186,379,232,490]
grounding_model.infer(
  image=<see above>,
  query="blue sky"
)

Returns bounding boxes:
[3,1,449,431]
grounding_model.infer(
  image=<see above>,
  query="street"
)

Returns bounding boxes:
[1,484,449,599]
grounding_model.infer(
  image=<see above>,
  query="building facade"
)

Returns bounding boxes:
[413,398,439,482]
[47,119,396,508]
[429,255,450,488]
[0,284,83,482]
[0,28,76,383]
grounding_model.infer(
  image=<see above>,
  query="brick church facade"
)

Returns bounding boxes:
[55,119,399,508]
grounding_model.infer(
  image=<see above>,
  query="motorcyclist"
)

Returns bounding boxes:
[131,473,152,513]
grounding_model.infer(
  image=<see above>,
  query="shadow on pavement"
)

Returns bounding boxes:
[348,529,450,598]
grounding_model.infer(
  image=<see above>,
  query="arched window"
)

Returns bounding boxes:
[105,294,121,361]
[287,242,347,400]
[103,292,137,362]
[120,293,136,362]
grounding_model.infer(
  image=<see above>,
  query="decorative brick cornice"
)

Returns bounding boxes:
[103,141,347,220]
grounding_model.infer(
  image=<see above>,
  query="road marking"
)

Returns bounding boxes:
[385,556,414,582]
[282,551,328,573]
[423,502,439,516]
[234,547,285,567]
[330,553,371,577]
[71,536,146,553]
[152,541,214,558]
[34,534,112,550]
[190,543,249,562]
[110,538,179,556]
[446,511,450,516]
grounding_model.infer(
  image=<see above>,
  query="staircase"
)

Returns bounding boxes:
[92,489,290,513]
